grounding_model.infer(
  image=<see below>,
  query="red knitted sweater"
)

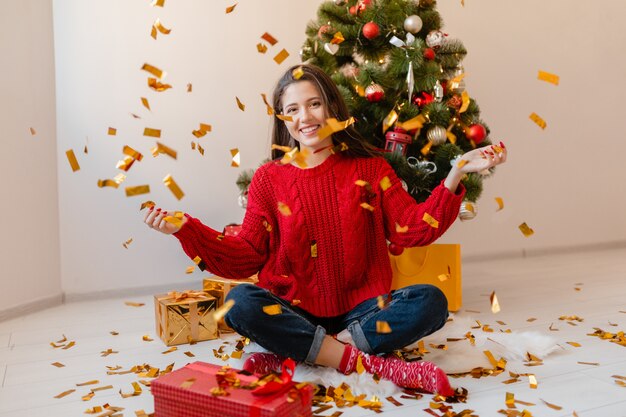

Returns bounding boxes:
[174,154,465,317]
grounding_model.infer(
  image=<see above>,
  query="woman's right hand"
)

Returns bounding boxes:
[144,206,187,235]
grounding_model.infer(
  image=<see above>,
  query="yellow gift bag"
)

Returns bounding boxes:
[389,244,462,311]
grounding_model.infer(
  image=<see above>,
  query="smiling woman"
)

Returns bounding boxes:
[144,63,507,396]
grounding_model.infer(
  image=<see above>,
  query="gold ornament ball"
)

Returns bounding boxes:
[426,125,447,145]
[403,15,423,34]
[459,201,477,221]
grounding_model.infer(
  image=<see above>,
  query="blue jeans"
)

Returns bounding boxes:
[224,284,448,365]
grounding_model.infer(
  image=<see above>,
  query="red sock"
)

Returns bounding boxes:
[242,352,285,374]
[337,344,454,396]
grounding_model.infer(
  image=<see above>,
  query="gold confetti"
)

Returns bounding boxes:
[143,127,161,138]
[235,96,245,111]
[125,185,150,197]
[148,77,172,92]
[181,378,196,389]
[395,223,408,233]
[54,389,75,399]
[398,115,426,132]
[505,392,515,408]
[274,49,290,65]
[495,197,504,211]
[528,374,538,389]
[163,174,184,200]
[276,114,293,122]
[184,351,195,357]
[330,32,345,44]
[256,43,268,53]
[490,291,501,313]
[261,93,274,115]
[567,341,581,347]
[110,331,119,335]
[382,109,398,134]
[456,159,468,169]
[311,241,318,258]
[356,355,365,374]
[541,399,563,410]
[422,212,439,228]
[292,66,304,79]
[185,266,194,274]
[187,83,192,92]
[162,347,178,354]
[459,91,470,113]
[529,112,547,129]
[519,222,534,237]
[225,3,237,13]
[30,127,36,135]
[421,141,433,156]
[65,149,80,172]
[277,202,292,216]
[376,321,392,334]
[261,32,278,45]
[97,173,126,189]
[538,70,559,86]
[51,362,65,368]
[85,406,102,413]
[317,117,355,140]
[141,63,165,79]
[380,176,392,191]
[151,0,165,6]
[122,238,133,249]
[141,97,150,111]
[578,361,600,366]
[125,301,144,307]
[90,385,113,392]
[81,392,95,402]
[76,380,99,387]
[108,127,117,136]
[120,382,143,398]
[213,299,235,323]
[151,18,171,40]
[263,304,282,315]
[142,335,153,342]
[151,142,177,159]
[101,348,118,357]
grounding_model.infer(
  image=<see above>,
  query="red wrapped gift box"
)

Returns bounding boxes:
[152,361,313,417]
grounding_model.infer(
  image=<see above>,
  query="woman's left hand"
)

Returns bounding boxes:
[455,142,507,174]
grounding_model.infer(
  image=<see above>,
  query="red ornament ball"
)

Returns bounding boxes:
[349,5,357,15]
[365,83,384,102]
[466,124,487,144]
[423,48,435,61]
[358,0,372,11]
[388,243,404,256]
[362,21,380,40]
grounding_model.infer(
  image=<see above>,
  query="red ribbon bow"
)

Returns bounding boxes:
[251,358,296,396]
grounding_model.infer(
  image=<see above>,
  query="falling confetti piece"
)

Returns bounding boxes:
[110,331,119,335]
[143,127,161,138]
[228,148,240,167]
[360,202,375,212]
[261,32,278,45]
[142,335,153,342]
[108,127,117,136]
[519,222,534,237]
[235,96,245,111]
[273,49,290,64]
[163,174,184,200]
[528,374,538,389]
[537,70,559,85]
[148,77,172,92]
[422,213,439,228]
[225,3,237,13]
[529,112,547,129]
[54,389,75,399]
[292,66,304,79]
[151,18,171,40]
[184,351,195,357]
[151,142,177,159]
[395,223,408,233]
[257,43,268,53]
[317,117,355,140]
[540,399,563,410]
[65,149,80,172]
[162,347,178,354]
[30,127,37,135]
[141,63,165,79]
[380,176,392,191]
[263,304,282,315]
[490,291,501,313]
[213,299,235,322]
[151,0,165,6]
[330,32,345,44]
[578,361,599,366]
[51,362,65,368]
[567,341,582,347]
[376,321,392,334]
[122,238,133,249]
[125,301,145,307]
[97,173,126,189]
[141,97,150,111]
[495,197,504,211]
[76,380,99,387]
[421,141,433,156]
[260,93,274,115]
[505,392,515,408]
[125,185,150,197]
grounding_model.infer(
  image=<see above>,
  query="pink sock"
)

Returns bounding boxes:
[338,344,454,396]
[242,352,286,374]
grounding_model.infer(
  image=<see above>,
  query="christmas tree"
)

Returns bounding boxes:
[299,0,494,217]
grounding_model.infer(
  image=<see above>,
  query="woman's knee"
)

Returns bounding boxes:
[224,284,267,327]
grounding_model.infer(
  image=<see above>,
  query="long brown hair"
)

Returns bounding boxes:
[271,64,381,160]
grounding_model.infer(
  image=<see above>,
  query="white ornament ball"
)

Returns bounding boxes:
[426,125,447,145]
[238,191,248,209]
[458,201,477,221]
[426,30,445,49]
[403,15,423,34]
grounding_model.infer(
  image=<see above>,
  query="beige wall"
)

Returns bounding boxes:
[43,0,626,299]
[0,0,62,318]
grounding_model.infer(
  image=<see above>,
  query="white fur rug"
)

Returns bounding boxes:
[225,316,561,398]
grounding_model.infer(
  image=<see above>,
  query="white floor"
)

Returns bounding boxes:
[0,248,625,417]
